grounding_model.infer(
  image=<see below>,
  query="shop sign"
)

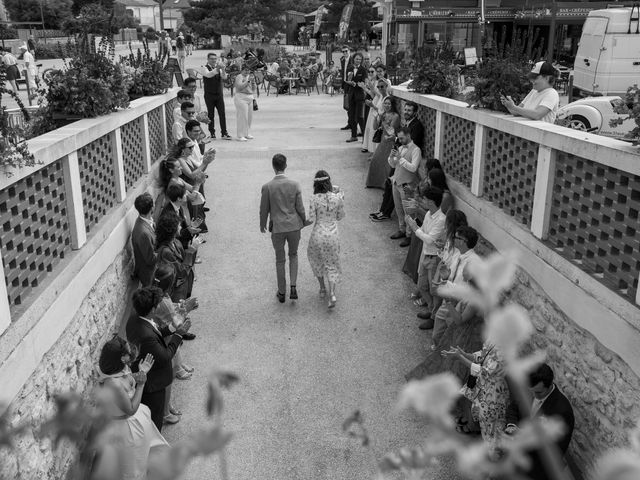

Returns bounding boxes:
[395,7,514,19]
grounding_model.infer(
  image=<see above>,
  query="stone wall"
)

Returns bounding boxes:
[474,241,640,478]
[0,249,134,479]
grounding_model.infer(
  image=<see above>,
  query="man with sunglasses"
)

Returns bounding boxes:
[339,46,353,130]
[172,102,196,141]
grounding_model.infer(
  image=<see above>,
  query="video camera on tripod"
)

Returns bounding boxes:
[243,49,266,72]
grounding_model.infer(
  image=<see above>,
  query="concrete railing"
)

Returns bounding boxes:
[0,90,178,405]
[390,85,640,373]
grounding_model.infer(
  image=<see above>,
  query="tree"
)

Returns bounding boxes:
[324,0,376,36]
[282,0,324,13]
[184,0,286,38]
[5,0,74,30]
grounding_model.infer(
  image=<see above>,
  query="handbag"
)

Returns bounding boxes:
[253,99,259,111]
[372,127,383,143]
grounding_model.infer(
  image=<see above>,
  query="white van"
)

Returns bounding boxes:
[573,7,640,96]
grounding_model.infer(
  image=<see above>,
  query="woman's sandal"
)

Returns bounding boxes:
[182,364,195,373]
[413,298,427,307]
[169,406,183,416]
[175,369,192,380]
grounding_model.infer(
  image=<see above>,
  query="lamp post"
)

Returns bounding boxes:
[477,0,485,59]
[39,0,47,44]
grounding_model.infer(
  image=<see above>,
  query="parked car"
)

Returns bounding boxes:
[557,96,634,140]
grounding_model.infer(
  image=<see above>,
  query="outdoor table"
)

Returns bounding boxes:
[282,77,298,95]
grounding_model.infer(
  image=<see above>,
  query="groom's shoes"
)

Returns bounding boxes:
[276,291,286,303]
[290,286,298,300]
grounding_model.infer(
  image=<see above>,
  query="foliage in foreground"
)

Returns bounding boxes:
[0,370,238,480]
[120,41,172,99]
[344,252,640,480]
[408,44,460,99]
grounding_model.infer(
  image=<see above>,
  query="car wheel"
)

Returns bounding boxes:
[567,115,591,132]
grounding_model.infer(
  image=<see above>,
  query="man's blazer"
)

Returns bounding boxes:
[131,217,157,287]
[406,117,425,156]
[340,55,353,92]
[260,175,306,234]
[126,314,182,393]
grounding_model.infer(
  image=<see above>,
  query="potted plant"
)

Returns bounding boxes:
[120,40,171,99]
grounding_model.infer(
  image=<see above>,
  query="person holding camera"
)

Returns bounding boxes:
[200,53,232,140]
[344,52,368,143]
[234,62,256,141]
[500,61,559,123]
[387,127,422,247]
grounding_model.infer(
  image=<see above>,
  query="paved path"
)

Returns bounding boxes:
[163,91,461,480]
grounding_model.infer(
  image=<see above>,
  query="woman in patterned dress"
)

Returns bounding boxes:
[306,170,345,308]
[442,341,509,456]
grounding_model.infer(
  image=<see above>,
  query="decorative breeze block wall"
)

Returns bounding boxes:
[121,118,146,189]
[165,100,176,146]
[547,152,640,303]
[78,133,117,233]
[148,106,165,163]
[483,128,538,226]
[441,114,474,187]
[416,105,437,159]
[0,161,71,307]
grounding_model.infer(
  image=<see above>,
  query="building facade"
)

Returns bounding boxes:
[387,0,637,66]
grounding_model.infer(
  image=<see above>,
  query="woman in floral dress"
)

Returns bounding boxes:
[307,170,345,308]
[365,96,401,188]
[442,341,509,455]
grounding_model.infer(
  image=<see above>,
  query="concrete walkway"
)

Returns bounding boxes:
[163,89,459,480]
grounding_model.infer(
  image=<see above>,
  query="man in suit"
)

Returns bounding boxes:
[260,154,308,303]
[126,286,191,431]
[131,193,157,287]
[387,127,422,246]
[344,52,368,143]
[505,363,575,480]
[340,46,353,130]
[370,101,424,223]
[159,183,198,249]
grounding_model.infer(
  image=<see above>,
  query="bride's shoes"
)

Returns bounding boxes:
[328,294,337,308]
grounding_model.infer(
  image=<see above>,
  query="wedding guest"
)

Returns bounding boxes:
[442,341,509,456]
[96,336,168,479]
[427,168,454,214]
[362,78,389,154]
[339,46,353,130]
[176,33,186,73]
[501,61,559,124]
[155,213,198,302]
[405,186,446,323]
[200,52,231,140]
[126,286,191,431]
[172,102,196,141]
[173,90,193,119]
[345,52,367,143]
[234,63,256,141]
[307,171,345,308]
[131,193,158,287]
[182,78,206,118]
[505,363,575,480]
[388,127,422,246]
[19,44,37,97]
[366,95,400,189]
[160,183,199,250]
[420,210,468,330]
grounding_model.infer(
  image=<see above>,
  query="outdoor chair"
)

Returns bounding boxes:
[265,73,282,96]
[298,72,320,95]
[186,68,203,87]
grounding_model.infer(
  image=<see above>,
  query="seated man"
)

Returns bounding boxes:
[172,101,196,142]
[505,363,575,480]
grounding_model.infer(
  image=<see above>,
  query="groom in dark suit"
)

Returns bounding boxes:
[126,287,192,431]
[260,154,308,303]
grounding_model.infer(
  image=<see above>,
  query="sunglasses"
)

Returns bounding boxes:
[186,145,195,149]
[368,70,375,73]
[454,236,465,241]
